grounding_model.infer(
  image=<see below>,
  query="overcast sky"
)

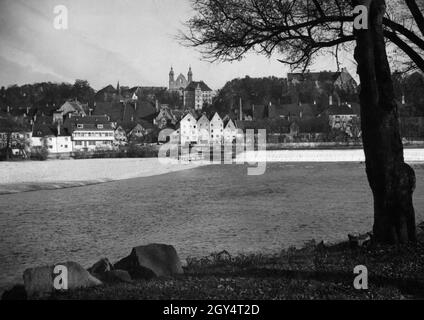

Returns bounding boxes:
[0,0,357,90]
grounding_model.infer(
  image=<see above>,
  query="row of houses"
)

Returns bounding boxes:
[173,112,239,145]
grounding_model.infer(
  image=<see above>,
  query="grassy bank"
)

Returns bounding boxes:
[51,234,424,300]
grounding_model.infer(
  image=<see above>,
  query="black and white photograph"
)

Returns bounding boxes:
[1,0,424,309]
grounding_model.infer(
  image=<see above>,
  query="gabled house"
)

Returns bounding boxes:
[155,106,177,129]
[95,85,118,102]
[179,112,198,145]
[197,114,210,144]
[53,99,87,123]
[209,112,224,144]
[114,125,128,146]
[223,118,238,143]
[128,121,155,140]
[31,116,72,154]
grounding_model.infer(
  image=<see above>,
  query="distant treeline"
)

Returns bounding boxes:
[0,80,95,116]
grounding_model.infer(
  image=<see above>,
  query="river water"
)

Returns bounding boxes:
[1,162,423,290]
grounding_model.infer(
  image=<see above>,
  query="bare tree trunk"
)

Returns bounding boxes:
[354,0,416,244]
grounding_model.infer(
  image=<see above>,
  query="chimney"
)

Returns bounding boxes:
[57,122,61,136]
[402,94,405,105]
[329,95,333,106]
[7,105,10,113]
[155,100,159,112]
[239,97,243,121]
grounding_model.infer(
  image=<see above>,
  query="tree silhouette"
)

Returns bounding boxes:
[183,0,424,244]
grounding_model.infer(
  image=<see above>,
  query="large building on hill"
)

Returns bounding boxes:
[95,84,166,103]
[168,66,193,92]
[287,68,358,93]
[183,81,213,110]
[168,66,214,110]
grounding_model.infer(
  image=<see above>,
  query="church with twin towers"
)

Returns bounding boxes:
[168,66,214,110]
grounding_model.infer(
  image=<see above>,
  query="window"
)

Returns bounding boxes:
[89,141,96,145]
[75,141,82,146]
[77,124,83,129]
[97,124,104,129]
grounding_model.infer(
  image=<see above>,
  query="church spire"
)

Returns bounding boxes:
[169,66,175,90]
[188,65,193,83]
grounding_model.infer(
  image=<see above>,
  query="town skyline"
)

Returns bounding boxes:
[0,0,357,91]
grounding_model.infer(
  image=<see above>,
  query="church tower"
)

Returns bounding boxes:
[169,66,175,90]
[187,66,193,83]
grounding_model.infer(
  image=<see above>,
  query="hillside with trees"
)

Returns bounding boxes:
[0,80,95,116]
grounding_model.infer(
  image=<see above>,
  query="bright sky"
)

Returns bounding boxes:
[0,0,357,91]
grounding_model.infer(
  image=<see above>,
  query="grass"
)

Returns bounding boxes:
[50,234,424,300]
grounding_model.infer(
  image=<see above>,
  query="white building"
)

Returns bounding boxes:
[31,118,73,154]
[223,119,238,143]
[209,112,224,144]
[179,112,198,145]
[64,115,115,151]
[197,114,210,144]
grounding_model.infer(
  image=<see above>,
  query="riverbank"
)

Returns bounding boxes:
[36,231,424,300]
[237,148,424,162]
[0,158,204,194]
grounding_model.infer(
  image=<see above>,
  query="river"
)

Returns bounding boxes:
[1,162,423,290]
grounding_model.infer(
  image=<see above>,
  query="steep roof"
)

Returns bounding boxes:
[93,100,157,123]
[97,85,116,95]
[63,115,113,133]
[57,100,87,115]
[32,116,70,137]
[184,81,212,92]
[119,120,155,133]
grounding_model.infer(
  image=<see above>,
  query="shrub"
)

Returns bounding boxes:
[30,147,48,161]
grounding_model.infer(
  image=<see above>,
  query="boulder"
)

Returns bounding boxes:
[87,258,113,277]
[103,270,133,284]
[114,243,183,279]
[23,261,102,297]
[1,284,27,300]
